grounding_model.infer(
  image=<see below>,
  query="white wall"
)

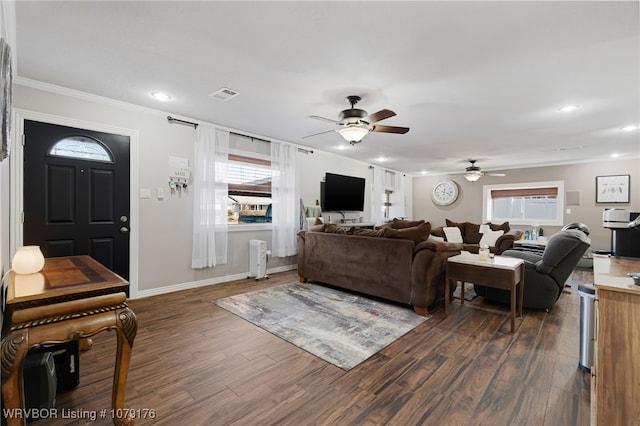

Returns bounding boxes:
[298,149,373,223]
[11,80,399,297]
[413,159,640,251]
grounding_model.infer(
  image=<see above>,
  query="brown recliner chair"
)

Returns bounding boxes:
[474,229,591,310]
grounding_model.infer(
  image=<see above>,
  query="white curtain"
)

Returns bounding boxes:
[389,173,406,219]
[370,166,385,225]
[191,125,229,268]
[271,141,299,257]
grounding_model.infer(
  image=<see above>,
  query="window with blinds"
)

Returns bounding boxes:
[483,181,564,226]
[227,133,272,225]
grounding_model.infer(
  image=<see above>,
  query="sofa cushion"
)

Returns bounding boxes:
[392,218,426,229]
[352,227,386,238]
[479,229,504,247]
[384,222,431,243]
[443,226,464,243]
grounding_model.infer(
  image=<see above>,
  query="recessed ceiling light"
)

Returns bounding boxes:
[337,145,347,150]
[150,91,172,101]
[610,153,620,158]
[558,104,580,113]
[620,125,639,132]
[421,170,427,175]
[377,156,386,162]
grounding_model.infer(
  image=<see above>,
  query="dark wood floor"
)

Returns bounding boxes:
[28,269,592,425]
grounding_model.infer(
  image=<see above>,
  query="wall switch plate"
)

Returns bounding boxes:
[566,208,572,214]
[157,187,164,199]
[139,188,151,199]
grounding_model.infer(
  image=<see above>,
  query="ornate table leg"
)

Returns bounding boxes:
[1,331,30,426]
[111,307,137,426]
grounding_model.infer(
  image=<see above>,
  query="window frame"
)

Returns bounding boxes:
[482,180,564,226]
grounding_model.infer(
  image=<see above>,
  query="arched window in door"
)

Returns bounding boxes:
[48,135,113,163]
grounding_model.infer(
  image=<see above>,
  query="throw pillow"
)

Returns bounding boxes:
[443,226,464,243]
[392,218,426,229]
[464,222,482,244]
[375,222,393,230]
[324,224,353,234]
[479,229,504,247]
[489,221,510,232]
[304,217,324,230]
[309,223,325,232]
[445,219,467,240]
[383,222,431,243]
[430,226,446,239]
[428,234,445,242]
[352,228,386,237]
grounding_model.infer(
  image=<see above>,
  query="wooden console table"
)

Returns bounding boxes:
[1,255,137,426]
[446,253,524,332]
[592,255,640,425]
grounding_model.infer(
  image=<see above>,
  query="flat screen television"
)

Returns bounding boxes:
[321,172,365,212]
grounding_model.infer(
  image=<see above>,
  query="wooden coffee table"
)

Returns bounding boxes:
[445,253,524,332]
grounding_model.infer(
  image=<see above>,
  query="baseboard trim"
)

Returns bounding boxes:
[134,264,297,299]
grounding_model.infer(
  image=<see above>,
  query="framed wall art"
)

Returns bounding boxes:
[596,174,630,203]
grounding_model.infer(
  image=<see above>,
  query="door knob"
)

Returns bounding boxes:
[120,216,128,223]
[120,227,129,233]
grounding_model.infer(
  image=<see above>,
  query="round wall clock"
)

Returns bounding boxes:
[432,180,459,206]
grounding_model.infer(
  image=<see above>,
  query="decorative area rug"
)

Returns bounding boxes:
[214,282,428,370]
[453,282,478,301]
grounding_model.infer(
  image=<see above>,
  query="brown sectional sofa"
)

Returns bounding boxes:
[297,221,463,316]
[431,219,523,254]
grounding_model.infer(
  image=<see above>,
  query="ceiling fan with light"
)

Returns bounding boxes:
[462,159,506,182]
[303,95,409,145]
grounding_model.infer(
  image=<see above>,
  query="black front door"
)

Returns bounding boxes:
[23,120,130,279]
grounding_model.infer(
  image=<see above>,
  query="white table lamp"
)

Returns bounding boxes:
[12,246,45,274]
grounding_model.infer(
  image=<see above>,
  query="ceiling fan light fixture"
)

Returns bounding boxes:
[464,172,482,182]
[338,124,369,144]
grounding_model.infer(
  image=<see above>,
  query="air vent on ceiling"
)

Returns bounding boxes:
[209,87,239,102]
[557,145,583,152]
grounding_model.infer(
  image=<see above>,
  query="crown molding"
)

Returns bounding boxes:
[13,76,322,154]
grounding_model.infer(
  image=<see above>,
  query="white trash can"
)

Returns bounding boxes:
[578,283,596,372]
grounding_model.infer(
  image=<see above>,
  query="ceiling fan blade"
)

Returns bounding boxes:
[308,115,337,124]
[371,125,410,134]
[302,129,335,139]
[364,109,396,124]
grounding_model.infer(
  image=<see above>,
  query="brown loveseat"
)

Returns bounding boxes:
[431,219,523,254]
[297,222,463,316]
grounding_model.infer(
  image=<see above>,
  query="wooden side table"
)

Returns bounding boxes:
[446,253,524,332]
[1,256,137,426]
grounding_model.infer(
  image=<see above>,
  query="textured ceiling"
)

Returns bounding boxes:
[14,1,640,175]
